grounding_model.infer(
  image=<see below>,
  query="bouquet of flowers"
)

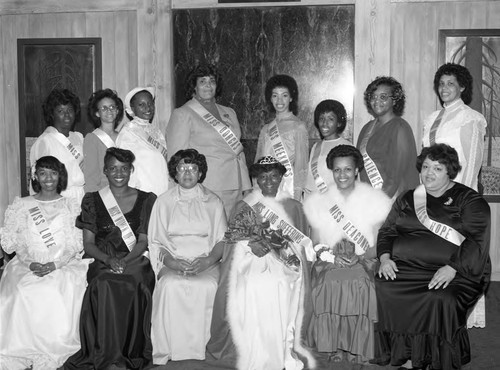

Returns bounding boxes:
[225,207,300,270]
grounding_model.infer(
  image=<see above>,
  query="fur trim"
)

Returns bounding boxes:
[303,181,392,249]
[227,243,316,369]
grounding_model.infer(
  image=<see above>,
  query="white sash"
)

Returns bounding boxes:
[359,120,383,189]
[310,142,328,193]
[244,192,314,261]
[268,120,294,197]
[189,100,244,155]
[93,128,115,148]
[413,184,465,246]
[129,126,168,162]
[27,198,58,249]
[99,186,137,251]
[51,130,84,170]
[327,202,372,255]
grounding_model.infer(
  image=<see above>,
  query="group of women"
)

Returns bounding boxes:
[0,61,491,370]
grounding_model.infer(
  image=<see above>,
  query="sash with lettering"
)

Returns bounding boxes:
[244,191,314,261]
[27,198,58,250]
[93,128,115,148]
[309,142,328,193]
[359,120,383,189]
[128,124,168,162]
[189,99,244,155]
[99,186,137,251]
[50,127,84,170]
[268,120,295,197]
[413,184,465,246]
[327,201,372,255]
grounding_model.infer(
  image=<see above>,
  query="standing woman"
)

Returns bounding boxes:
[356,77,419,199]
[305,99,351,196]
[167,64,251,218]
[83,88,124,193]
[30,88,85,204]
[65,148,156,370]
[422,63,487,191]
[255,74,309,200]
[0,156,90,370]
[116,87,169,196]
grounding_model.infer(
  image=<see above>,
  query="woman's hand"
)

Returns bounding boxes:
[107,257,125,274]
[188,256,215,275]
[29,262,56,277]
[378,254,398,280]
[248,240,270,258]
[428,265,456,289]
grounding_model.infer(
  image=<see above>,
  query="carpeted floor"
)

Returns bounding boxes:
[152,282,500,370]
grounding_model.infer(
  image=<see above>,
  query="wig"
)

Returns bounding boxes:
[42,89,81,127]
[87,88,124,129]
[416,143,461,180]
[31,156,68,194]
[364,76,406,117]
[168,148,208,184]
[433,63,473,106]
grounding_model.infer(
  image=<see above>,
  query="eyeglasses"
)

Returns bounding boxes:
[99,105,117,113]
[369,93,393,102]
[177,164,199,173]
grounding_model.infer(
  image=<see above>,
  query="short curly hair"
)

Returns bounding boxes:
[249,159,287,178]
[104,147,136,168]
[168,148,208,184]
[42,89,81,127]
[185,64,223,101]
[433,63,473,106]
[326,144,364,173]
[416,143,462,180]
[31,156,68,194]
[87,89,124,129]
[313,100,347,136]
[265,74,299,115]
[364,76,406,117]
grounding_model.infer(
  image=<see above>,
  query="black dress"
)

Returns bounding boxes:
[65,190,156,370]
[373,183,491,369]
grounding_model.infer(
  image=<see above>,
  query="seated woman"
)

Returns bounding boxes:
[65,148,157,370]
[0,156,90,370]
[148,149,227,364]
[373,143,491,370]
[206,156,316,370]
[303,145,391,363]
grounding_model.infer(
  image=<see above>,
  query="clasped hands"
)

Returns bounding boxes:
[29,262,56,277]
[172,256,212,276]
[107,257,126,274]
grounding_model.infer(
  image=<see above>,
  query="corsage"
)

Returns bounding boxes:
[314,243,336,264]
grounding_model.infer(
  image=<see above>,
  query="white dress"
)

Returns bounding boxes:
[0,196,90,370]
[148,184,227,363]
[30,126,85,204]
[422,98,487,191]
[116,117,169,196]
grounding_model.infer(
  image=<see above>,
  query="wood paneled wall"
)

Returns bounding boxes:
[0,0,498,278]
[0,0,173,226]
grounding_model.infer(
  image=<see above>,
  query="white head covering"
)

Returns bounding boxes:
[124,86,155,117]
